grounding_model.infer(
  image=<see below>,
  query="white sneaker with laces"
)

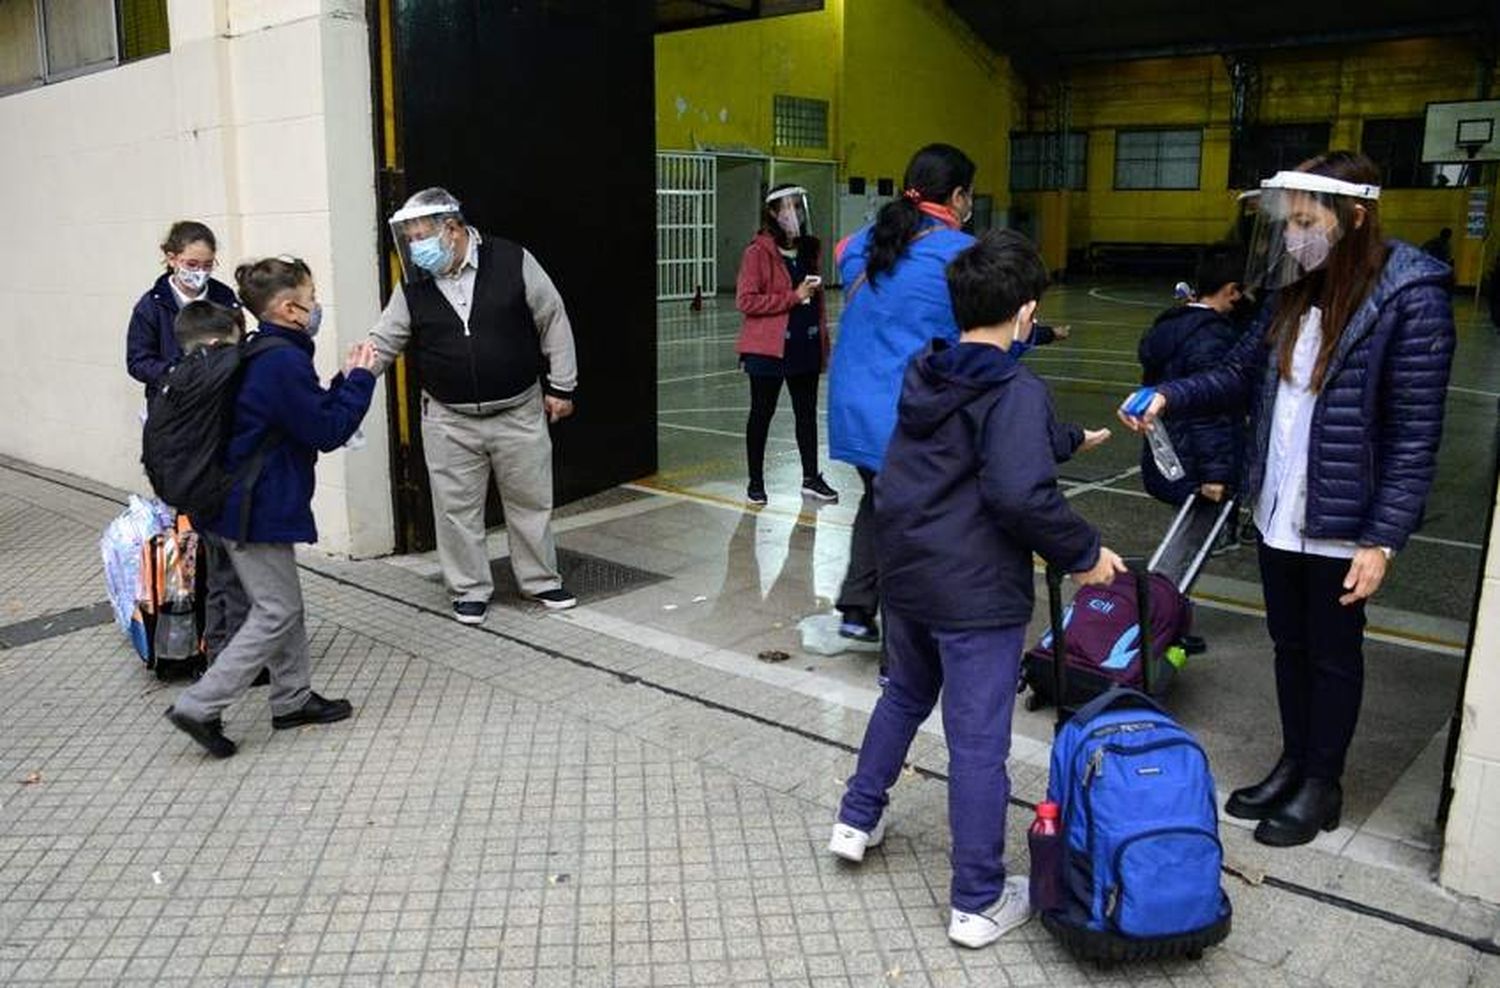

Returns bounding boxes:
[827,817,887,863]
[948,875,1033,948]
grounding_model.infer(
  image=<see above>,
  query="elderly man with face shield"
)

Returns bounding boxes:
[1119,152,1455,847]
[370,188,579,623]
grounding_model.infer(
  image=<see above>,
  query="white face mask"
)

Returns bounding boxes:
[1284,224,1332,272]
[175,266,210,293]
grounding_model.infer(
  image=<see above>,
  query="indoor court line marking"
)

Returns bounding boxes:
[658,369,742,385]
[1088,286,1163,307]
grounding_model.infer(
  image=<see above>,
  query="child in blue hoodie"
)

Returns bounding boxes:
[828,230,1125,949]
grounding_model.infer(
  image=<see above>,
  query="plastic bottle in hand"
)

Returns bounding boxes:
[1123,387,1186,483]
[1028,801,1064,913]
[1146,421,1186,482]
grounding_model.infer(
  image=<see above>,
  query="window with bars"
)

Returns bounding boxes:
[0,0,168,95]
[1114,129,1202,190]
[1010,132,1087,191]
[1228,123,1329,189]
[773,94,829,150]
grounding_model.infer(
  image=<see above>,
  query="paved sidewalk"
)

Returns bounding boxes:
[2,458,1499,987]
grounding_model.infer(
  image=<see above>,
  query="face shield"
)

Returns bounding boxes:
[1243,171,1380,292]
[388,202,464,282]
[766,185,811,240]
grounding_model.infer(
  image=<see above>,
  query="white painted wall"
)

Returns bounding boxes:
[0,0,392,557]
[1441,482,1500,903]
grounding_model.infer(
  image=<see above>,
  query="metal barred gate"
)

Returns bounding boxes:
[655,152,717,300]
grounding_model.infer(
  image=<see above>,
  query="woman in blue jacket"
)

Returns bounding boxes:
[827,144,978,642]
[126,221,241,397]
[1121,152,1456,846]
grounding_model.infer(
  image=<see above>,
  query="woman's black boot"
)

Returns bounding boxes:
[1225,757,1303,820]
[1254,778,1342,847]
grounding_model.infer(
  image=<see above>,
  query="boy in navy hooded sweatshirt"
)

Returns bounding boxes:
[829,230,1125,949]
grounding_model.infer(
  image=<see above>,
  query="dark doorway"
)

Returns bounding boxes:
[373,0,659,552]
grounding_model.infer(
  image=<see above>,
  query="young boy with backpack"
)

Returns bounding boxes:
[828,230,1125,948]
[165,257,377,758]
[1137,244,1246,507]
[171,301,252,665]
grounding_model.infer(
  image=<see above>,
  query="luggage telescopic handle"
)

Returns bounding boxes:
[1045,565,1068,730]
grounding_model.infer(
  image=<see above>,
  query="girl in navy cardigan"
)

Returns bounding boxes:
[126,221,241,397]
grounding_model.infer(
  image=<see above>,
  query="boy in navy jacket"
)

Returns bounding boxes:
[829,230,1125,949]
[1137,245,1246,506]
[167,258,376,758]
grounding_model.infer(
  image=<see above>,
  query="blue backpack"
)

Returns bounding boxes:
[1040,688,1232,962]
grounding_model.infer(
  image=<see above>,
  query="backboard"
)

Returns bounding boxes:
[1422,100,1500,163]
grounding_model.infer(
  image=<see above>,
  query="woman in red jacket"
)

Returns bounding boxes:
[735,185,838,505]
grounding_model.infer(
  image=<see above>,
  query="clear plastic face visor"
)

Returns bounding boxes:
[1243,172,1379,292]
[388,203,463,282]
[766,186,811,239]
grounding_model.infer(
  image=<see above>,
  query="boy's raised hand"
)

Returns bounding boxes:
[1079,428,1111,453]
[345,341,377,375]
[1071,546,1127,587]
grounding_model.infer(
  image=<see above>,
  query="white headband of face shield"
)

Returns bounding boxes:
[764,186,809,205]
[1260,171,1381,201]
[389,201,461,225]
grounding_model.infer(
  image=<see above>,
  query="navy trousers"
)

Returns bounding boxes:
[839,610,1026,912]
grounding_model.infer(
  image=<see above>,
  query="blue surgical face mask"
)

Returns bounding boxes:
[409,232,453,274]
[292,301,322,337]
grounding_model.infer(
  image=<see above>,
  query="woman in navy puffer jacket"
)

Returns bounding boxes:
[1122,152,1455,848]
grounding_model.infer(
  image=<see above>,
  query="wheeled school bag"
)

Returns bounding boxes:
[136,513,209,680]
[1038,685,1232,962]
[1021,493,1236,708]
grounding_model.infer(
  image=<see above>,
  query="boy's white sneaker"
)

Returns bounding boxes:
[828,817,887,862]
[948,876,1033,948]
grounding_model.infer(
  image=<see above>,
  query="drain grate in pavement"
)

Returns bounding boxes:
[0,601,116,649]
[424,548,667,604]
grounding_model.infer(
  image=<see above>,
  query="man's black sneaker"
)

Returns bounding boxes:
[272,692,354,730]
[747,483,768,506]
[165,706,236,759]
[531,587,578,611]
[839,607,880,643]
[802,474,839,503]
[453,600,487,625]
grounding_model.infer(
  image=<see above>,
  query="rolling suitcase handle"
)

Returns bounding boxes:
[1045,557,1155,731]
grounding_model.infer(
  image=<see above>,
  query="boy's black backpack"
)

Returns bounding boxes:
[141,334,291,538]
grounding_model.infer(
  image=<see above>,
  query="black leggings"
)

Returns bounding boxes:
[1258,542,1368,781]
[746,372,820,486]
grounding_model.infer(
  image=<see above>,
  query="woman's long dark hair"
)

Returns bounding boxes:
[1268,150,1388,391]
[865,143,976,286]
[760,183,819,271]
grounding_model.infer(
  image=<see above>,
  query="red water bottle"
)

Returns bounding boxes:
[1028,801,1064,913]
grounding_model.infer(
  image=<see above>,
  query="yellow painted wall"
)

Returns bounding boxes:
[1021,39,1498,284]
[653,0,1019,208]
[840,0,1014,203]
[653,5,842,156]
